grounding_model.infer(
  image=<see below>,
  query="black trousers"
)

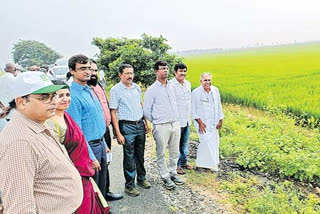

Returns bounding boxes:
[103,126,111,192]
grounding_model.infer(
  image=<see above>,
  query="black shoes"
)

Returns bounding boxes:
[105,192,123,201]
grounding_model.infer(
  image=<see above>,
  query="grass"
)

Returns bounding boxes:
[184,42,320,122]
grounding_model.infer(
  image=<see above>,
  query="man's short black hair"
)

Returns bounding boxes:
[66,72,72,80]
[68,54,89,70]
[119,64,133,74]
[90,59,97,65]
[154,60,168,70]
[174,63,187,72]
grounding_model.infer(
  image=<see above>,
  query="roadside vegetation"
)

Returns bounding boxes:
[187,104,320,213]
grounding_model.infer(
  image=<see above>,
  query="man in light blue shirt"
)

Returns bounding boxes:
[169,63,192,175]
[110,64,151,197]
[144,60,185,190]
[66,54,108,198]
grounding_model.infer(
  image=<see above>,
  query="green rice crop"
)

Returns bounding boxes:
[184,43,320,120]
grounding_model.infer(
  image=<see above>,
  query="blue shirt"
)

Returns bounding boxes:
[67,82,106,161]
[143,80,179,124]
[109,82,143,121]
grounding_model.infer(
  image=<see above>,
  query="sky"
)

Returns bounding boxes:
[1,0,320,66]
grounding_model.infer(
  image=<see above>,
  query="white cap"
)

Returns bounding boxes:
[10,72,66,98]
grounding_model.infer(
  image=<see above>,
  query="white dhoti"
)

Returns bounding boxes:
[196,128,219,169]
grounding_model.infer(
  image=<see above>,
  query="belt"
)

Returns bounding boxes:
[89,138,103,144]
[119,118,143,125]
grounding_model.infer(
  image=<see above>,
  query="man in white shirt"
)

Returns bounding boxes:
[144,60,184,190]
[169,63,192,175]
[0,63,16,132]
[191,72,224,172]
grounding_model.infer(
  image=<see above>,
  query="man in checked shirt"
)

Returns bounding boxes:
[0,72,83,214]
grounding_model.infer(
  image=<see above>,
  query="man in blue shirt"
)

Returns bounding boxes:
[110,64,151,197]
[144,60,185,190]
[66,54,108,198]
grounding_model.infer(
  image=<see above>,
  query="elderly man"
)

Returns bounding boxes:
[169,63,192,175]
[66,54,109,199]
[87,59,123,201]
[144,60,184,190]
[191,72,224,172]
[110,64,151,197]
[0,63,16,132]
[0,72,83,213]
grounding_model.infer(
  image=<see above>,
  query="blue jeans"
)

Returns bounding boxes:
[89,140,107,197]
[178,125,190,167]
[119,121,146,188]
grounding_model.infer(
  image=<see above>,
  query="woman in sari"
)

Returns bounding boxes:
[45,81,109,214]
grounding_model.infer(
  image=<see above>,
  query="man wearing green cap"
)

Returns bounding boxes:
[0,72,83,214]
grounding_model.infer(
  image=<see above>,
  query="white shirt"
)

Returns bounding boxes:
[169,78,192,127]
[191,85,224,132]
[0,72,15,106]
[144,80,179,124]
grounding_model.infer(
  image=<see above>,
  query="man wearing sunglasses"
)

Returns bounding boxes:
[0,72,83,214]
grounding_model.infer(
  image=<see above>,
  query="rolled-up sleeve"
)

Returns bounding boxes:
[143,88,154,122]
[0,140,37,213]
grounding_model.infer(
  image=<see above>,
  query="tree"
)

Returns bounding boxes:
[12,40,62,68]
[92,34,182,86]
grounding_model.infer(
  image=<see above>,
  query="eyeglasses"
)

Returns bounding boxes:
[158,66,169,71]
[75,66,91,72]
[28,93,58,104]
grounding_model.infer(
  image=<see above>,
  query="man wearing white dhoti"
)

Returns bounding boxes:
[191,72,224,171]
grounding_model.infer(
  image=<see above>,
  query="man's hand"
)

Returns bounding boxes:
[0,205,3,214]
[144,123,149,134]
[92,160,101,171]
[116,133,125,145]
[0,106,10,119]
[197,119,206,134]
[106,146,111,153]
[216,120,223,130]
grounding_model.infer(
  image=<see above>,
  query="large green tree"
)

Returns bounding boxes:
[92,34,181,86]
[12,40,62,68]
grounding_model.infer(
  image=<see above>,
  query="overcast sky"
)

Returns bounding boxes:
[1,0,319,65]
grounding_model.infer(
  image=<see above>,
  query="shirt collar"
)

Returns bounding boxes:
[171,77,185,85]
[14,110,48,134]
[156,79,169,87]
[200,85,212,93]
[71,81,91,92]
[119,81,136,89]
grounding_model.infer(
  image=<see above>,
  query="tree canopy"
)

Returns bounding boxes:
[92,34,181,86]
[12,40,62,68]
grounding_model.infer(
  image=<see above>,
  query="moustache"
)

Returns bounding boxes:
[127,78,133,80]
[91,75,97,79]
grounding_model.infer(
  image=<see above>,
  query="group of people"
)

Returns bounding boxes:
[0,55,223,213]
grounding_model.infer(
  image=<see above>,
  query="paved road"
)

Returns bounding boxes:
[108,142,170,214]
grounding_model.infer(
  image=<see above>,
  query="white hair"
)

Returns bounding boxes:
[200,72,212,80]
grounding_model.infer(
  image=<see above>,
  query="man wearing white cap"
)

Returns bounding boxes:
[0,72,83,214]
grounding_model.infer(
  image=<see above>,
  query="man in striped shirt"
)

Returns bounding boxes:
[0,72,83,214]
